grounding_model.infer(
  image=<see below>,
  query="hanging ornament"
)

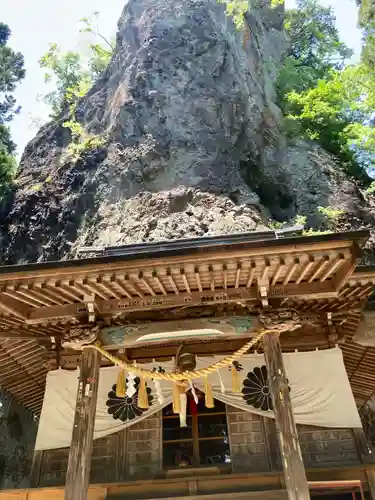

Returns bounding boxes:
[189,380,199,404]
[152,366,165,405]
[138,376,149,409]
[231,361,243,393]
[173,382,182,414]
[217,368,226,394]
[179,393,187,427]
[126,371,137,398]
[153,379,164,405]
[204,375,214,409]
[116,369,126,398]
[189,396,198,415]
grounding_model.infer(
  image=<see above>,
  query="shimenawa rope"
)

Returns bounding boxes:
[84,321,300,382]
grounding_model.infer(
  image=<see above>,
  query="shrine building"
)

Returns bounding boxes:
[1,229,375,500]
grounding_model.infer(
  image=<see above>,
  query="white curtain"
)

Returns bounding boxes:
[35,347,361,451]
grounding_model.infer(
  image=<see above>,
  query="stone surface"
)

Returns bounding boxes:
[0,0,374,265]
[0,390,37,489]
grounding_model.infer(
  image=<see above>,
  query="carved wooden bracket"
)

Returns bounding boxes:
[62,324,100,351]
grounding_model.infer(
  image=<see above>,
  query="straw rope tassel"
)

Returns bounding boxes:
[204,375,214,409]
[116,369,126,398]
[217,368,226,394]
[231,365,241,393]
[179,393,187,427]
[173,382,181,414]
[138,377,149,409]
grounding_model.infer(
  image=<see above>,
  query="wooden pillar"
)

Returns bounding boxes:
[262,333,310,500]
[65,348,100,500]
[353,428,375,500]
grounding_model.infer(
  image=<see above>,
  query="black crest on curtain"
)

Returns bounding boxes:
[106,377,153,421]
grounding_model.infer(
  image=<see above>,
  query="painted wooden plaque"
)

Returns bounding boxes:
[100,316,259,348]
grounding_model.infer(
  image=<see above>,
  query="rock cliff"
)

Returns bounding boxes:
[1,0,375,264]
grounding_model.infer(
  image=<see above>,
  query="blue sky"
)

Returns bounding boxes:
[0,0,362,157]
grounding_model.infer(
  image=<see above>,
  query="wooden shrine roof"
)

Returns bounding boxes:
[0,229,374,414]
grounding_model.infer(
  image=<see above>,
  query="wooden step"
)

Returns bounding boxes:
[106,490,288,500]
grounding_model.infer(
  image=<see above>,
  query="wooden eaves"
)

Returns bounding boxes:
[0,229,374,414]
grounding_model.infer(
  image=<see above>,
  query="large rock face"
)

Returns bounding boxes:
[1,0,375,263]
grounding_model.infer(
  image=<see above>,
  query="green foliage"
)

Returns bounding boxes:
[0,23,25,200]
[38,12,113,161]
[219,0,283,29]
[0,143,16,198]
[277,0,352,110]
[39,12,114,116]
[219,0,248,28]
[284,65,374,183]
[63,120,106,161]
[270,208,342,237]
[358,0,375,69]
[275,0,375,184]
[39,44,91,115]
[29,183,43,192]
[294,214,307,226]
[317,206,344,220]
[366,181,375,194]
[302,228,331,236]
[296,206,343,236]
[62,120,85,140]
[284,0,352,72]
[0,22,25,123]
[66,134,106,161]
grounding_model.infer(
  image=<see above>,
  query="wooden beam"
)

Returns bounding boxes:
[295,256,315,284]
[262,333,310,500]
[247,261,256,288]
[334,243,360,291]
[0,330,50,340]
[308,255,330,283]
[0,293,30,319]
[152,271,167,295]
[194,267,202,292]
[26,281,336,324]
[167,269,180,294]
[65,348,100,500]
[272,259,285,286]
[283,258,299,285]
[181,269,192,294]
[139,272,156,296]
[320,254,346,282]
[111,276,133,299]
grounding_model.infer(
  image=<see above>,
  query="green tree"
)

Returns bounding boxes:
[39,12,114,116]
[285,65,374,183]
[219,0,283,29]
[0,22,25,199]
[0,22,25,122]
[277,0,352,109]
[357,0,375,69]
[39,44,90,115]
